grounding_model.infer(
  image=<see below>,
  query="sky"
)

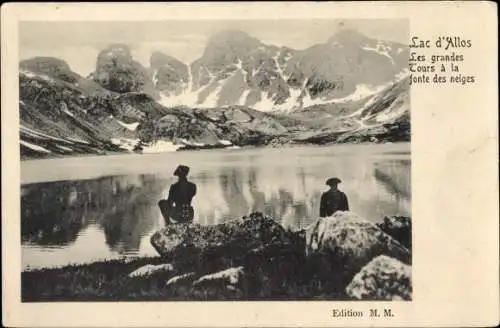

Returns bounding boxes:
[19,19,409,77]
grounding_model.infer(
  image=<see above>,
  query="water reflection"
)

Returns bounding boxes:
[22,174,168,267]
[21,151,411,270]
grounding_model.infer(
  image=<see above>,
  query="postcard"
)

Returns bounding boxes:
[2,2,498,327]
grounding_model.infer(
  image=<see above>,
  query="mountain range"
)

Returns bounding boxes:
[19,29,410,159]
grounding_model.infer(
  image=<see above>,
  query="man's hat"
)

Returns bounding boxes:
[326,177,342,186]
[174,165,190,177]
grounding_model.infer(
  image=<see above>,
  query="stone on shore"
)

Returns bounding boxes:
[150,212,306,298]
[345,255,412,300]
[304,211,411,289]
[150,212,303,272]
[193,266,245,288]
[166,272,196,287]
[128,263,175,278]
[145,211,412,299]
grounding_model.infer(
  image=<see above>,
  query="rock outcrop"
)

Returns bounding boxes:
[304,211,410,290]
[376,216,412,249]
[91,44,157,97]
[20,57,82,84]
[150,212,306,298]
[21,210,413,301]
[150,212,303,270]
[345,255,412,300]
[150,51,189,97]
[144,211,412,300]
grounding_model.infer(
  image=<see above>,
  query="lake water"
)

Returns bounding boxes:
[21,143,411,270]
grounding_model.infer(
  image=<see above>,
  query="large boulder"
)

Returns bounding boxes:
[345,255,412,300]
[150,212,306,296]
[304,211,410,290]
[150,212,303,267]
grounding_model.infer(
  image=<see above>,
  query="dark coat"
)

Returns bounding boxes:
[166,180,197,207]
[319,189,349,217]
[159,180,197,223]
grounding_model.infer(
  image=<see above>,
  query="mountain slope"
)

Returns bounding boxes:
[19,29,410,159]
[19,58,290,159]
[19,66,127,158]
[290,76,410,144]
[156,29,409,111]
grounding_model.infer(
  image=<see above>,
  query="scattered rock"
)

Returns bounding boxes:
[193,266,245,288]
[165,272,196,287]
[345,255,411,300]
[128,263,175,278]
[304,211,410,289]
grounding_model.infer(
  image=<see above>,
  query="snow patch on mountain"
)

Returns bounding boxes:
[111,138,140,151]
[277,87,302,112]
[203,81,224,108]
[20,69,56,83]
[63,108,75,117]
[235,58,243,70]
[186,64,194,93]
[238,90,250,106]
[330,84,386,103]
[20,140,52,153]
[56,145,73,152]
[373,98,408,123]
[157,64,199,107]
[67,137,89,144]
[116,120,140,131]
[152,70,158,87]
[20,125,73,144]
[362,41,394,64]
[252,91,276,112]
[142,140,181,153]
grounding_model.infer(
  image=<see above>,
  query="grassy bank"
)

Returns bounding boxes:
[22,257,345,302]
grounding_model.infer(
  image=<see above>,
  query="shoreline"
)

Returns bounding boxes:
[20,142,410,185]
[21,213,412,302]
[20,141,411,163]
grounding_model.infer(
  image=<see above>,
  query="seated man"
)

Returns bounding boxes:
[158,165,197,225]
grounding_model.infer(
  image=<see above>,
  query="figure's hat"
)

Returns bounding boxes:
[325,177,342,186]
[174,165,190,177]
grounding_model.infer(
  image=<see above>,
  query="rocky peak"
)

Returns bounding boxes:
[20,57,82,83]
[150,51,186,70]
[327,28,369,46]
[201,30,263,65]
[92,44,157,96]
[96,44,134,69]
[207,30,262,50]
[149,51,188,96]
